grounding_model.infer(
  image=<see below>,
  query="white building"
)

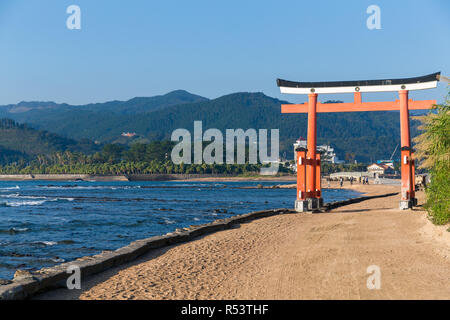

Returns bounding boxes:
[293,138,343,166]
[367,163,394,177]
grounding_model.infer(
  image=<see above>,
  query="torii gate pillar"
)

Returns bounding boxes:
[295,93,323,212]
[399,90,417,209]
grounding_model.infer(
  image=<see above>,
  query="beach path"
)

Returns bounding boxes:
[36,184,450,300]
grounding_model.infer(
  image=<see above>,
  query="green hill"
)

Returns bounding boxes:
[0,119,99,164]
[0,92,421,163]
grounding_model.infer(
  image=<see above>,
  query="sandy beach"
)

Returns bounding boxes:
[35,183,450,300]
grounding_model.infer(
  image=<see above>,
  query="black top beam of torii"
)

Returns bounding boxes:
[277,72,441,94]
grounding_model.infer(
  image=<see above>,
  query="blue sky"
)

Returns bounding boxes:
[0,0,448,105]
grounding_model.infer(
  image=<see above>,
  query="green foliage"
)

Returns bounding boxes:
[0,158,284,176]
[0,138,291,176]
[414,93,450,225]
[0,118,99,164]
[425,161,450,224]
[125,141,173,162]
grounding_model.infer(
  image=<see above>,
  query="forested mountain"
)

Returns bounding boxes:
[0,119,99,164]
[0,92,422,163]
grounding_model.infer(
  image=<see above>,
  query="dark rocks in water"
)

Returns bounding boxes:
[213,209,228,213]
[257,184,263,189]
[51,257,65,263]
[0,279,13,285]
[157,208,173,211]
[10,252,32,258]
[0,228,28,235]
[73,207,83,210]
[58,240,75,245]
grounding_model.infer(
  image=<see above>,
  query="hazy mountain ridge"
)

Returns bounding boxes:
[0,90,208,117]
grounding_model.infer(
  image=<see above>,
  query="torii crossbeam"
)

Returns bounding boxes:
[277,72,441,211]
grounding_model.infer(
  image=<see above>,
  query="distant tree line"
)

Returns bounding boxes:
[0,141,289,175]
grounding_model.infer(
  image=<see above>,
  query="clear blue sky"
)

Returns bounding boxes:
[0,0,448,105]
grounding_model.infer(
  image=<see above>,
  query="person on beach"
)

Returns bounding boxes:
[340,177,343,187]
[350,177,353,185]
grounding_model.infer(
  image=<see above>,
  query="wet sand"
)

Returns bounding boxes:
[36,183,450,300]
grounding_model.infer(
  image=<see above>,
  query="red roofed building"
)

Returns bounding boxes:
[121,132,136,138]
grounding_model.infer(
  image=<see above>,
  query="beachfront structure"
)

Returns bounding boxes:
[277,72,441,211]
[367,163,394,177]
[329,171,369,180]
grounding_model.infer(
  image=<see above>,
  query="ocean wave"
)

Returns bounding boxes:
[38,185,141,190]
[0,193,21,198]
[39,186,114,190]
[0,194,76,204]
[33,241,57,246]
[0,227,30,234]
[0,186,20,191]
[3,200,48,207]
[1,193,45,200]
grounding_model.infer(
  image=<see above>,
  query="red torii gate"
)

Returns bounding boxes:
[277,72,441,211]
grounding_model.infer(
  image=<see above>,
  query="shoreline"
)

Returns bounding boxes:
[34,184,450,300]
[0,173,381,193]
[1,183,447,300]
[0,173,296,182]
[1,184,381,300]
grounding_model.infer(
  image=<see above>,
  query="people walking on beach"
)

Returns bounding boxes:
[350,177,353,185]
[339,177,343,188]
[365,176,369,184]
